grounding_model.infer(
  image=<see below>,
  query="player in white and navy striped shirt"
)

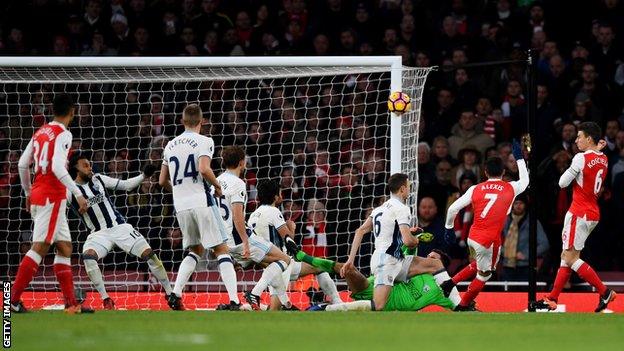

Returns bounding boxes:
[68,152,173,310]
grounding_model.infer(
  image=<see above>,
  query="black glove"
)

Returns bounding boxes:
[512,139,524,161]
[285,237,299,257]
[143,164,157,177]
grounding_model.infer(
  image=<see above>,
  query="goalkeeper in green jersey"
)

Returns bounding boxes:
[291,246,457,311]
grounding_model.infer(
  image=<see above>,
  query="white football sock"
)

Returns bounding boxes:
[325,300,372,311]
[173,252,200,297]
[147,254,173,295]
[217,254,240,304]
[84,258,109,300]
[251,261,285,296]
[316,272,343,303]
[434,269,461,306]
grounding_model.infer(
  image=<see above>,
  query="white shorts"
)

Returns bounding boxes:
[468,238,500,272]
[562,212,598,251]
[82,223,151,259]
[229,234,272,268]
[371,251,413,287]
[31,199,70,244]
[176,206,228,249]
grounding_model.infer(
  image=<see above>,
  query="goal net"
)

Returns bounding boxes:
[0,57,432,310]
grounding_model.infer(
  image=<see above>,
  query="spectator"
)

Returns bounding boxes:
[193,0,233,38]
[81,32,117,56]
[416,197,453,258]
[448,110,495,159]
[421,160,458,212]
[302,199,328,258]
[418,142,436,188]
[451,145,482,187]
[430,136,455,165]
[501,196,550,281]
[590,23,622,83]
[109,14,130,50]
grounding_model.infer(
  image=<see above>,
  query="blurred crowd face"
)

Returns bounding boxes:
[313,34,329,55]
[458,111,477,131]
[475,97,492,115]
[537,85,548,104]
[437,89,454,109]
[598,25,614,47]
[582,64,597,84]
[549,55,565,77]
[507,80,522,97]
[512,199,526,216]
[418,197,438,222]
[433,138,449,158]
[562,123,577,143]
[436,161,452,184]
[417,143,430,164]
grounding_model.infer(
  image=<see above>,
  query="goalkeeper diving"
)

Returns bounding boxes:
[286,240,458,312]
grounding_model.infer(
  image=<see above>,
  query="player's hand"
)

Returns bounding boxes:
[213,185,223,197]
[242,242,250,259]
[597,139,607,151]
[142,164,157,178]
[512,139,524,160]
[340,260,355,278]
[516,252,526,260]
[286,220,296,233]
[76,195,88,214]
[410,226,423,235]
[24,195,31,213]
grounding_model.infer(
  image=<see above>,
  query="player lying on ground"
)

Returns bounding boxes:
[536,122,616,312]
[13,93,92,314]
[341,173,458,311]
[67,152,173,310]
[292,248,456,311]
[441,140,528,311]
[244,179,342,310]
[159,104,238,311]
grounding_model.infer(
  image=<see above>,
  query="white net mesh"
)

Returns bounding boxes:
[0,63,432,310]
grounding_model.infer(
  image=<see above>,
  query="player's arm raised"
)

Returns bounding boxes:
[445,186,475,229]
[342,217,373,277]
[510,139,529,194]
[558,153,583,188]
[52,132,87,213]
[100,164,157,191]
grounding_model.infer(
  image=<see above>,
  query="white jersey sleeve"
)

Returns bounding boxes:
[18,139,34,195]
[510,159,529,195]
[559,153,584,188]
[198,137,215,159]
[52,130,81,197]
[445,186,475,229]
[97,173,144,192]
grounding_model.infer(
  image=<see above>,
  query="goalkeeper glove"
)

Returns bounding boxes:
[285,237,299,257]
[143,164,158,177]
[512,139,524,161]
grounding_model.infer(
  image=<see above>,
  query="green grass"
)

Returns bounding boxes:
[10,311,624,351]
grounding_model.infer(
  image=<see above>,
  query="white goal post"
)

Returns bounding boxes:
[0,56,432,310]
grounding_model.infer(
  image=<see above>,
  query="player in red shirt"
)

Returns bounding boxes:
[12,94,91,314]
[441,140,528,310]
[537,122,616,312]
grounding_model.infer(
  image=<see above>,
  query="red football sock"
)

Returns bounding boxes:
[548,266,571,300]
[452,261,477,285]
[460,277,486,306]
[11,254,41,304]
[574,261,607,295]
[54,260,77,307]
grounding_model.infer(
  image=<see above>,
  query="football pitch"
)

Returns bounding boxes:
[10,311,624,351]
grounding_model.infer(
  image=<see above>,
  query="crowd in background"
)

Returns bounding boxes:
[1,0,624,288]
